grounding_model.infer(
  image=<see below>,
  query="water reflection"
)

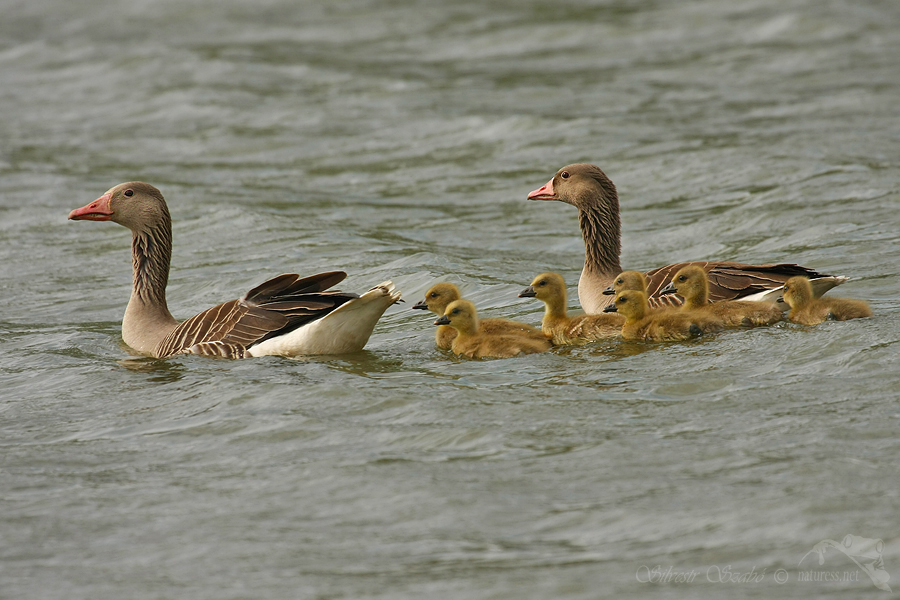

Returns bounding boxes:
[117,355,188,383]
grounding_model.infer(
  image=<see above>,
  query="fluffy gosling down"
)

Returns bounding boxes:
[781,276,872,325]
[661,265,783,327]
[519,272,624,345]
[604,290,722,341]
[434,299,551,359]
[413,282,544,349]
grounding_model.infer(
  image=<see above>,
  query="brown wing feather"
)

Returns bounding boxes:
[154,272,358,358]
[644,261,831,307]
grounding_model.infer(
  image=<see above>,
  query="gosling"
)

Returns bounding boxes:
[435,299,552,359]
[520,272,624,345]
[602,270,649,296]
[604,290,720,341]
[661,265,782,326]
[601,270,676,311]
[413,282,544,349]
[781,276,872,325]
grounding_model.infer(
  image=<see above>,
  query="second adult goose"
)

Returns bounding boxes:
[412,281,544,349]
[527,163,847,313]
[69,182,401,359]
[661,265,783,326]
[519,272,624,345]
[435,299,552,359]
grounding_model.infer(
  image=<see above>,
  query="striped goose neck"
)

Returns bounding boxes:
[577,192,622,278]
[131,214,172,310]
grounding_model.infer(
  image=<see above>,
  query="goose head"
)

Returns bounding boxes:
[527,163,618,210]
[413,282,461,315]
[434,299,479,335]
[68,182,170,233]
[602,270,649,296]
[780,276,813,309]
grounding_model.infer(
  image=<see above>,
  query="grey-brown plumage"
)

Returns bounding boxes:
[782,276,872,325]
[527,163,845,313]
[69,182,377,359]
[154,272,358,359]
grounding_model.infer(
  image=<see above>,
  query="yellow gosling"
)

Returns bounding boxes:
[604,290,721,341]
[413,281,543,349]
[519,272,624,345]
[662,265,782,326]
[782,276,872,325]
[434,299,551,359]
[602,270,680,311]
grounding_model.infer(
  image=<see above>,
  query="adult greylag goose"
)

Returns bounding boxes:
[660,265,783,326]
[412,281,545,349]
[527,163,847,313]
[434,299,551,359]
[68,182,401,359]
[518,272,623,345]
[780,276,872,325]
[603,290,722,341]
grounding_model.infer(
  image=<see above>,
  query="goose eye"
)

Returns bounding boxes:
[124,189,134,197]
[560,171,570,179]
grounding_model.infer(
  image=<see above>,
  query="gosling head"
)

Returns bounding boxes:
[780,276,814,309]
[434,299,479,334]
[413,282,461,315]
[519,272,567,302]
[602,270,649,296]
[603,290,648,320]
[660,265,707,300]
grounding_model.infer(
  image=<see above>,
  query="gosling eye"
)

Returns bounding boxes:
[538,280,546,286]
[560,171,570,179]
[124,189,134,197]
[616,278,623,285]
[451,308,460,315]
[429,292,438,298]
